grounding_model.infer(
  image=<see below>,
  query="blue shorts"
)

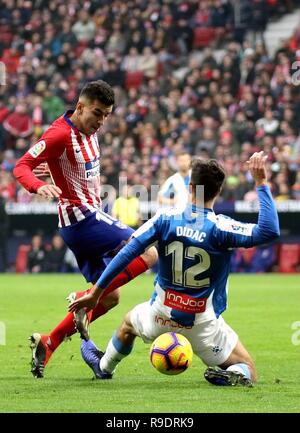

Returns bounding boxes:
[59,211,134,283]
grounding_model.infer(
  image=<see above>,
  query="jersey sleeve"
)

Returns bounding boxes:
[96,210,163,289]
[211,185,280,249]
[13,127,66,193]
[131,209,162,247]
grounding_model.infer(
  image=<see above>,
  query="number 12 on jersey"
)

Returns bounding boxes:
[165,241,210,289]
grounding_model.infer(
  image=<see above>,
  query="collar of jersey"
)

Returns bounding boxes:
[182,204,214,224]
[189,203,213,213]
[63,110,79,131]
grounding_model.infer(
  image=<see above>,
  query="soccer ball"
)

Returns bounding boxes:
[150,332,193,375]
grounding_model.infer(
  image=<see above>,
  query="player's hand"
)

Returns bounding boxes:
[37,184,62,199]
[247,151,268,187]
[33,163,50,178]
[68,293,98,313]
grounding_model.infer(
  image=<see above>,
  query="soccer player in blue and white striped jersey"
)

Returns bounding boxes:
[69,152,280,386]
[157,152,191,212]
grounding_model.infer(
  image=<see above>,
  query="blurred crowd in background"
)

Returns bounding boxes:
[1,0,300,204]
[1,0,300,272]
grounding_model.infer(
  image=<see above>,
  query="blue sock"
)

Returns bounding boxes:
[111,333,133,355]
[226,363,251,379]
[100,333,133,374]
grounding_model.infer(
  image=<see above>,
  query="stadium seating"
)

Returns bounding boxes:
[74,41,89,57]
[2,0,300,273]
[193,27,216,48]
[278,244,300,273]
[15,244,31,273]
[125,71,144,90]
[156,62,164,77]
[0,24,13,45]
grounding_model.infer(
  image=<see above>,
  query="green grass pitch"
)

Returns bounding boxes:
[0,273,299,413]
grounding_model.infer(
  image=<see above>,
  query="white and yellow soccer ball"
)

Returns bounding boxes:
[150,332,193,375]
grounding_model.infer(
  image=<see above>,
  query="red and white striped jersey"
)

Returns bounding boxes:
[14,111,102,227]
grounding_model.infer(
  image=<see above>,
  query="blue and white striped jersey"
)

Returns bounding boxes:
[97,185,280,326]
[158,171,191,211]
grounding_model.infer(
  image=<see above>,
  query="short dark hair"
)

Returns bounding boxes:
[190,158,225,202]
[176,151,191,158]
[79,80,115,106]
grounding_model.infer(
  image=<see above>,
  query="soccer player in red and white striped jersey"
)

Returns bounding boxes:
[14,80,157,378]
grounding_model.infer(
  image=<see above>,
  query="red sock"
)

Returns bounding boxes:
[48,289,90,351]
[91,256,149,321]
[48,256,149,351]
[90,303,107,322]
[48,313,78,351]
[99,256,149,300]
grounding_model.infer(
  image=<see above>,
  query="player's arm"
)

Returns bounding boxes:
[212,152,280,249]
[32,162,50,178]
[13,132,64,199]
[68,212,162,312]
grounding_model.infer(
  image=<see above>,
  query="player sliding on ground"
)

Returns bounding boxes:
[69,152,280,387]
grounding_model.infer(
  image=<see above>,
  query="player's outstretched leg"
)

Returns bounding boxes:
[79,311,136,380]
[28,253,155,378]
[28,288,119,378]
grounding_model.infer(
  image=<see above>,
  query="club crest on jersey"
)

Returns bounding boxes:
[28,140,46,158]
[85,158,100,179]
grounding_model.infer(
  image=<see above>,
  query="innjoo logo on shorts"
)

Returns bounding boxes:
[164,289,207,313]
